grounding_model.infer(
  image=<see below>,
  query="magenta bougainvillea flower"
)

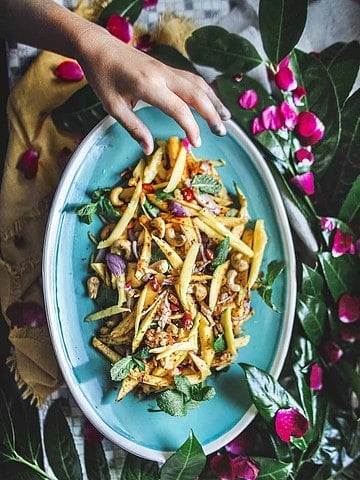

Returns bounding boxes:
[320,217,336,231]
[210,453,259,480]
[6,301,47,328]
[54,60,84,81]
[239,89,258,109]
[280,101,298,130]
[251,117,265,135]
[331,228,354,257]
[224,430,253,455]
[339,323,360,343]
[290,171,315,196]
[321,340,343,365]
[17,149,39,179]
[83,418,104,444]
[261,105,284,131]
[274,408,309,442]
[309,363,323,391]
[338,294,360,323]
[296,111,325,146]
[293,85,307,105]
[295,148,314,166]
[274,64,297,91]
[144,0,158,7]
[106,14,133,43]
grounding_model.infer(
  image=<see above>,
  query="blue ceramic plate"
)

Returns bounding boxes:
[43,104,296,462]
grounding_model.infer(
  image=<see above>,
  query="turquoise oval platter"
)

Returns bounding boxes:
[43,104,296,462]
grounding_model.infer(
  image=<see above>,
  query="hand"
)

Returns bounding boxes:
[75,25,231,154]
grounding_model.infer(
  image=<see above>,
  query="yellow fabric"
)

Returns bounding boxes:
[0,5,196,405]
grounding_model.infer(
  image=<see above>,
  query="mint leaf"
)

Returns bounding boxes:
[156,390,187,417]
[257,260,285,311]
[191,174,222,195]
[155,189,173,200]
[190,384,216,402]
[110,357,134,381]
[75,203,98,224]
[174,375,192,399]
[213,333,226,352]
[211,236,230,268]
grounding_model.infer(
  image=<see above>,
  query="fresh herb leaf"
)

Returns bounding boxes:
[142,198,160,218]
[211,237,230,268]
[191,174,222,195]
[256,260,285,311]
[155,189,174,200]
[95,284,118,310]
[213,333,226,352]
[156,390,187,417]
[76,189,120,224]
[75,203,98,224]
[110,348,151,381]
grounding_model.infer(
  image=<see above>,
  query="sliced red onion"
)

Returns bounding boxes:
[193,192,221,214]
[106,253,126,277]
[168,200,190,217]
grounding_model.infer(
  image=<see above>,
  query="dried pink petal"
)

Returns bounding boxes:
[233,456,259,480]
[210,453,236,480]
[261,105,284,131]
[320,217,335,231]
[6,301,47,328]
[54,60,84,81]
[278,56,291,68]
[338,294,360,323]
[251,117,265,135]
[295,148,314,165]
[332,228,354,257]
[293,85,307,105]
[224,430,253,455]
[339,323,360,343]
[296,111,325,146]
[106,14,133,43]
[239,89,258,109]
[321,340,343,366]
[309,363,323,391]
[290,171,315,196]
[144,0,158,7]
[17,149,39,179]
[275,408,309,442]
[280,101,298,130]
[275,66,297,91]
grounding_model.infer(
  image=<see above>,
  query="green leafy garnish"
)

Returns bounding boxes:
[155,188,174,200]
[211,236,230,268]
[191,174,222,195]
[142,197,160,218]
[75,188,120,224]
[110,347,151,381]
[155,376,215,416]
[213,333,226,352]
[256,260,286,312]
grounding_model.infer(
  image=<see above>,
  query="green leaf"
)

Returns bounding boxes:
[160,431,206,480]
[211,236,230,268]
[338,174,360,224]
[240,363,303,423]
[156,390,187,417]
[174,375,192,399]
[296,293,326,346]
[121,453,159,480]
[259,0,308,64]
[75,202,98,224]
[110,356,135,381]
[257,260,286,311]
[301,264,324,296]
[191,174,222,195]
[0,388,17,459]
[186,26,263,75]
[84,440,110,480]
[97,0,144,27]
[149,44,198,74]
[95,284,119,310]
[43,399,82,480]
[51,83,106,135]
[318,252,358,302]
[291,50,341,176]
[213,333,226,352]
[254,457,293,479]
[319,41,360,107]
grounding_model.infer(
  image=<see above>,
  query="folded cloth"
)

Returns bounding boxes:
[0,3,197,405]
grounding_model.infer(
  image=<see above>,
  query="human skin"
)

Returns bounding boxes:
[0,0,231,154]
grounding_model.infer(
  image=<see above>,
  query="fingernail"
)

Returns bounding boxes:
[194,136,202,148]
[211,123,227,136]
[220,106,231,120]
[140,141,152,155]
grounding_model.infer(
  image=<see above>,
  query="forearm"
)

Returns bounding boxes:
[0,0,103,59]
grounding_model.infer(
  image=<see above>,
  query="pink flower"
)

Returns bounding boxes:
[295,148,314,166]
[280,101,298,130]
[17,149,39,179]
[320,217,335,231]
[239,89,258,109]
[290,171,315,196]
[261,105,284,131]
[296,111,325,146]
[54,60,84,81]
[6,302,47,328]
[339,323,360,343]
[275,408,309,442]
[224,430,253,455]
[106,14,133,43]
[210,453,259,480]
[332,228,354,257]
[293,86,307,105]
[144,0,158,7]
[251,117,265,135]
[321,340,343,366]
[338,295,360,323]
[274,65,297,91]
[309,363,323,391]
